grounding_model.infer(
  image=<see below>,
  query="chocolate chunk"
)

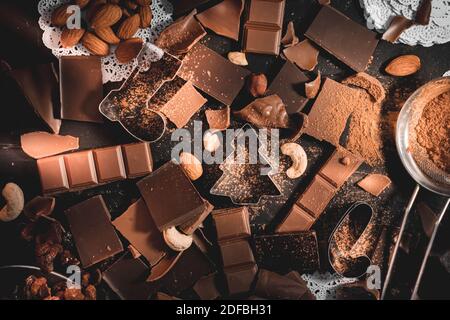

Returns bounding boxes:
[65,195,123,268]
[147,251,183,282]
[275,204,315,233]
[37,156,69,193]
[103,254,155,300]
[319,147,363,188]
[121,142,153,178]
[305,72,321,99]
[357,173,391,196]
[10,64,61,134]
[281,21,299,47]
[267,61,309,114]
[242,0,286,55]
[304,78,360,146]
[255,269,311,300]
[193,273,220,300]
[382,16,414,43]
[196,0,244,41]
[225,264,258,296]
[64,151,98,188]
[212,207,251,243]
[155,292,181,300]
[158,81,207,128]
[415,0,432,25]
[179,200,214,235]
[253,232,319,274]
[59,56,103,123]
[137,161,210,232]
[20,132,79,159]
[283,39,319,71]
[179,44,250,106]
[234,94,289,129]
[93,146,127,183]
[342,72,386,103]
[305,5,379,72]
[220,239,255,269]
[296,175,336,218]
[113,199,168,267]
[156,10,206,55]
[205,107,231,131]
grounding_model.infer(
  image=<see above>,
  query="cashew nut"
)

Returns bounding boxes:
[281,143,308,179]
[163,227,193,252]
[0,183,24,222]
[203,131,221,153]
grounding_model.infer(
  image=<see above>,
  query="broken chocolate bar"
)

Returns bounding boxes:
[65,195,124,268]
[212,207,251,243]
[357,173,392,196]
[283,39,319,71]
[305,5,378,72]
[20,132,79,159]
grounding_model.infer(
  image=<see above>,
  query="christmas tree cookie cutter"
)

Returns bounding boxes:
[210,124,282,205]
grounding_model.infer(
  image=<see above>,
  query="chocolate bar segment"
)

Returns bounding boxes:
[319,147,364,188]
[220,239,255,269]
[179,44,250,106]
[37,156,69,193]
[305,5,378,72]
[275,204,315,233]
[59,56,103,123]
[93,146,127,183]
[243,0,286,55]
[212,207,251,243]
[193,274,220,300]
[65,195,123,268]
[121,142,153,178]
[137,161,208,232]
[64,151,98,188]
[225,264,258,296]
[296,175,336,218]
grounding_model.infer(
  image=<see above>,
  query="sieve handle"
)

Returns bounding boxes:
[381,184,420,300]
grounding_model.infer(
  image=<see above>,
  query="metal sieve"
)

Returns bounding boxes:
[382,77,450,299]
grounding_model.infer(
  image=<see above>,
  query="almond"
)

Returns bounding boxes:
[227,51,248,66]
[85,0,107,22]
[385,55,421,77]
[179,152,203,181]
[74,0,91,9]
[115,38,143,63]
[90,4,122,29]
[81,32,110,56]
[60,28,85,48]
[135,0,151,5]
[51,4,72,27]
[139,5,152,28]
[117,14,140,39]
[95,27,120,44]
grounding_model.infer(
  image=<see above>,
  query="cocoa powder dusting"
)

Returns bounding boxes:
[415,91,450,173]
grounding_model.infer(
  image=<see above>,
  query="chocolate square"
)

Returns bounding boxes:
[296,175,336,218]
[247,0,285,27]
[121,142,153,178]
[59,56,103,123]
[137,161,207,231]
[93,146,126,183]
[37,156,69,194]
[243,26,281,55]
[319,147,363,188]
[220,239,255,269]
[212,207,251,243]
[224,264,258,295]
[304,5,378,72]
[275,204,316,233]
[64,151,98,188]
[65,195,123,267]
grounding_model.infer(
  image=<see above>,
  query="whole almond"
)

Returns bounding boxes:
[115,38,143,63]
[117,14,140,39]
[85,0,107,22]
[385,55,421,77]
[90,4,122,29]
[135,0,151,5]
[60,28,85,48]
[51,4,72,27]
[82,32,110,56]
[247,73,268,97]
[74,0,91,9]
[95,27,120,44]
[139,6,152,28]
[179,152,203,181]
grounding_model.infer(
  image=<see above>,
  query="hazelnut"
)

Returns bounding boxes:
[340,157,351,166]
[247,73,268,97]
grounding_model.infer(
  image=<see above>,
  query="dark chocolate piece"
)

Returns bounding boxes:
[20,132,79,159]
[156,9,206,55]
[382,16,414,43]
[193,273,220,300]
[253,232,319,274]
[179,200,214,235]
[37,142,152,194]
[283,39,319,71]
[220,239,255,269]
[242,0,286,55]
[59,56,103,123]
[267,61,309,114]
[10,64,61,133]
[255,269,311,300]
[103,254,155,300]
[212,207,251,243]
[305,5,379,72]
[196,0,244,41]
[113,199,169,267]
[179,44,250,106]
[305,72,321,99]
[234,94,290,129]
[225,264,258,296]
[147,250,182,282]
[65,195,123,268]
[137,161,209,232]
[415,0,432,25]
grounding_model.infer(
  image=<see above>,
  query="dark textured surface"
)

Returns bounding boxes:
[0,0,449,299]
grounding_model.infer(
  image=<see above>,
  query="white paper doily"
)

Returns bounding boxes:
[444,70,450,76]
[360,0,450,47]
[301,272,357,300]
[38,0,173,83]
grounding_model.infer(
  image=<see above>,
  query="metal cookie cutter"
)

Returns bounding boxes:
[382,77,450,300]
[210,124,282,205]
[99,43,182,143]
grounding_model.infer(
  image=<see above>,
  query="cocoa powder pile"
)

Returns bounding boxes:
[415,91,450,173]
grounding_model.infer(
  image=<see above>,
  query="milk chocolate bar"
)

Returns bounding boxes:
[37,142,153,194]
[212,207,251,243]
[243,0,286,55]
[276,147,363,233]
[65,195,124,268]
